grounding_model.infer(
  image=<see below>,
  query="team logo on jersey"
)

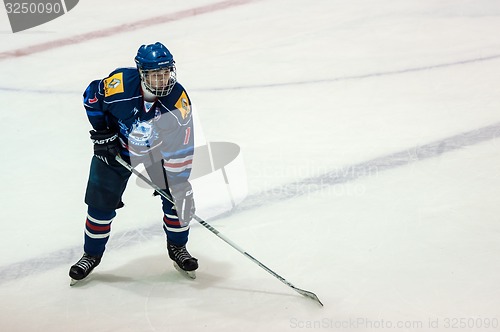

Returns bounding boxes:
[127,119,159,147]
[174,91,191,119]
[108,78,120,88]
[104,73,124,97]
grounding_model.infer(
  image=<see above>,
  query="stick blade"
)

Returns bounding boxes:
[293,287,324,306]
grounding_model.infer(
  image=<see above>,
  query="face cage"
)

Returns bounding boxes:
[140,66,177,97]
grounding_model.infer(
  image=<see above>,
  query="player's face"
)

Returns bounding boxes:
[144,68,171,89]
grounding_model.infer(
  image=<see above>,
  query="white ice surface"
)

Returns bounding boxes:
[1,0,500,331]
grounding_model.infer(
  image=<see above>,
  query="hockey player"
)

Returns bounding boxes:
[69,42,198,282]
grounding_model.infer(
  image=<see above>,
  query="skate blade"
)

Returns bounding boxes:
[70,275,92,286]
[173,262,196,279]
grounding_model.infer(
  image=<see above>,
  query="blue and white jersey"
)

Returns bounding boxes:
[83,67,194,184]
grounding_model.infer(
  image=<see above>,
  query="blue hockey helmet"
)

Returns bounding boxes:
[135,42,177,97]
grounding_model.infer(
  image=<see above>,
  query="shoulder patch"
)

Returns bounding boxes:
[104,72,124,97]
[174,91,191,119]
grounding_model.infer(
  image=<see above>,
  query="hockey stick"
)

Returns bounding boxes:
[115,155,323,306]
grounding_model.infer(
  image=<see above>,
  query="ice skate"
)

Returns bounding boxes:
[167,242,198,279]
[69,253,102,285]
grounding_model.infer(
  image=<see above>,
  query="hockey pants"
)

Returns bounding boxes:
[83,156,189,256]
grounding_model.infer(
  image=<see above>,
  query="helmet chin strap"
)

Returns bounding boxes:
[141,81,157,101]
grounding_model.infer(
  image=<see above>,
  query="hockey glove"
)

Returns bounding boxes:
[170,182,195,223]
[90,129,120,165]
